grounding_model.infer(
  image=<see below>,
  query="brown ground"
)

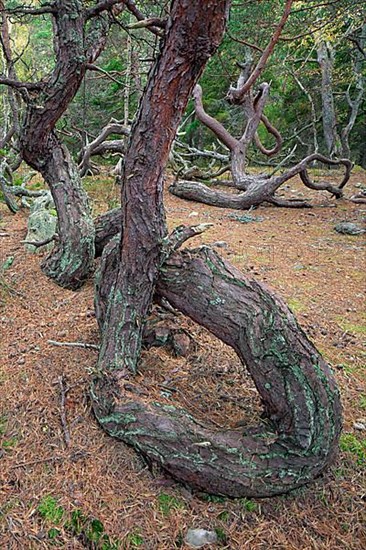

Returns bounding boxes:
[0,168,365,549]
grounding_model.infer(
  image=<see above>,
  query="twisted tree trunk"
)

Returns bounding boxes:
[93,240,342,497]
[94,0,230,377]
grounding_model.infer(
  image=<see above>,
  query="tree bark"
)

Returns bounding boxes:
[317,40,341,158]
[170,155,352,210]
[93,243,342,497]
[94,0,231,376]
[15,1,116,288]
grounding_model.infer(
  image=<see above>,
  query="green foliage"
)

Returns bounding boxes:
[199,493,226,504]
[214,526,227,544]
[287,298,306,314]
[0,415,7,435]
[37,496,64,524]
[340,434,366,465]
[157,493,185,516]
[217,510,230,522]
[126,532,144,547]
[240,498,258,512]
[38,500,122,548]
[47,527,61,540]
[359,395,366,410]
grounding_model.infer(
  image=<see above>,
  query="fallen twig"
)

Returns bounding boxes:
[0,232,10,237]
[11,455,64,469]
[21,235,56,247]
[48,339,100,350]
[58,375,71,448]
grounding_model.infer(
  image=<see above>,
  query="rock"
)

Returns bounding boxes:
[293,264,305,270]
[25,210,57,254]
[211,241,228,249]
[188,211,199,217]
[25,192,57,254]
[30,191,54,214]
[353,421,366,431]
[171,331,192,357]
[185,528,218,548]
[334,222,365,236]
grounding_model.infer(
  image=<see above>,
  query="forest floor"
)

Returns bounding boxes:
[0,167,365,549]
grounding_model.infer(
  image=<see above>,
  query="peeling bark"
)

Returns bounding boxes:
[95,0,231,375]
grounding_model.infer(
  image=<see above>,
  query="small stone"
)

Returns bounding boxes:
[334,222,365,236]
[188,211,199,217]
[17,357,25,365]
[172,332,191,357]
[211,241,228,249]
[353,422,366,431]
[185,528,218,548]
[293,264,305,270]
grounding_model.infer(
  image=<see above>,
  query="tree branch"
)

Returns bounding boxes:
[192,85,238,151]
[85,0,126,19]
[254,113,283,156]
[228,0,294,104]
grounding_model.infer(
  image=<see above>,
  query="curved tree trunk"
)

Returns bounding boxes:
[14,1,115,288]
[95,0,230,376]
[93,242,342,498]
[38,137,95,289]
[170,155,352,210]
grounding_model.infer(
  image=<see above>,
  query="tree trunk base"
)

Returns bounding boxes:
[92,242,342,498]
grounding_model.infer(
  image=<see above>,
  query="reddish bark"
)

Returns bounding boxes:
[95,0,231,374]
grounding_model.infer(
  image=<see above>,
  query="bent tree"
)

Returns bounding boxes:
[0,0,127,289]
[169,0,352,210]
[1,0,342,497]
[92,0,342,497]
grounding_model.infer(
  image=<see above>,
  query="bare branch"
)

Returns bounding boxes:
[254,113,283,157]
[127,17,166,30]
[226,30,263,53]
[274,154,352,195]
[79,120,130,176]
[1,3,55,16]
[192,85,238,151]
[86,63,124,86]
[228,0,294,104]
[241,83,271,144]
[48,340,100,350]
[21,236,56,248]
[164,223,214,256]
[0,75,43,91]
[124,0,164,36]
[86,0,126,19]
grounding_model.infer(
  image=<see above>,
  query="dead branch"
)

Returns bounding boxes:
[58,375,71,448]
[228,0,294,104]
[21,236,56,248]
[48,340,100,351]
[254,113,283,156]
[124,0,163,36]
[79,120,130,177]
[85,0,126,19]
[164,223,214,256]
[192,85,238,150]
